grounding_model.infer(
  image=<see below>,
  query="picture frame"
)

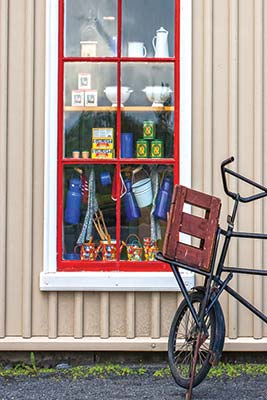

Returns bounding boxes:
[78,73,91,90]
[71,90,84,106]
[84,90,98,107]
[80,41,97,57]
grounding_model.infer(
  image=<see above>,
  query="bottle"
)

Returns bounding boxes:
[123,178,141,221]
[153,177,173,221]
[64,177,82,224]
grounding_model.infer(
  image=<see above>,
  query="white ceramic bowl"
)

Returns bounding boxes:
[142,86,172,107]
[104,86,133,106]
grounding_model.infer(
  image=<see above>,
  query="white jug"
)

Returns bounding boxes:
[128,41,147,57]
[152,27,169,58]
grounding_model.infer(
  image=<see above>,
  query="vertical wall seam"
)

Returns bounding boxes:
[151,292,161,339]
[203,0,213,193]
[253,0,263,339]
[227,0,239,340]
[22,0,35,338]
[74,292,84,338]
[0,0,8,338]
[100,292,109,339]
[48,292,58,338]
[126,292,135,339]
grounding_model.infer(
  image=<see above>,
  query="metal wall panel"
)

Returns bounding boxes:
[0,0,267,350]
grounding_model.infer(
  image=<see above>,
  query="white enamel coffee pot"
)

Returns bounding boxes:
[152,27,169,58]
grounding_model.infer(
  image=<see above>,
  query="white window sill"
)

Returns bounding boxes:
[40,271,194,291]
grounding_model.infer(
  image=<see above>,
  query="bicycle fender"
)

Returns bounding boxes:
[193,286,226,365]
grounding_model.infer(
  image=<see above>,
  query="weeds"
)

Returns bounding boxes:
[1,361,267,381]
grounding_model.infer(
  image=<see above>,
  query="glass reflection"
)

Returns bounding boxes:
[121,63,174,158]
[64,62,117,158]
[122,0,175,58]
[64,0,118,57]
[120,165,174,261]
[63,164,116,260]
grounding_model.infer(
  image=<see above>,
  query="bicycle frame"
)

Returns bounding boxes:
[157,156,267,328]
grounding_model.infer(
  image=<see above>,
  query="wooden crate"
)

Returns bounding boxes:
[163,185,221,272]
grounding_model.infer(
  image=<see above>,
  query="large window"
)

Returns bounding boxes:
[40,0,192,290]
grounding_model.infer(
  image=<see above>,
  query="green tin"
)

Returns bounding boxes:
[151,140,164,158]
[143,121,155,140]
[136,140,148,158]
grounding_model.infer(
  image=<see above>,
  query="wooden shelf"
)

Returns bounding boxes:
[64,106,174,112]
[63,158,175,164]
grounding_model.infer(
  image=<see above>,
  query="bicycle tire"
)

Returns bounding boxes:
[168,290,224,389]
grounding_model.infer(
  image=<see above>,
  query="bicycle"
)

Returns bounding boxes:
[156,157,267,399]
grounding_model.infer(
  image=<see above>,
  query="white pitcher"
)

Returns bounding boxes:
[152,27,169,58]
[128,41,147,57]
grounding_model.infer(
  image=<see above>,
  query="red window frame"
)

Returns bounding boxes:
[57,0,180,272]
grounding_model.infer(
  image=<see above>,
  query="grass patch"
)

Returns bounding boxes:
[208,363,267,379]
[1,362,267,381]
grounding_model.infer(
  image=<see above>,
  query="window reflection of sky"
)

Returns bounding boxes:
[65,0,174,58]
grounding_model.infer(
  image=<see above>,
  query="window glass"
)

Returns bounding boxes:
[64,0,118,57]
[122,0,175,58]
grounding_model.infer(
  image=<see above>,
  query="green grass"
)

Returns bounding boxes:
[1,361,267,380]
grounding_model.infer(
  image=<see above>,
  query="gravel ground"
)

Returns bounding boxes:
[0,364,267,400]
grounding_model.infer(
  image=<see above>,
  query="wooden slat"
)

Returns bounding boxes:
[100,292,109,339]
[253,0,263,339]
[163,185,221,270]
[0,0,8,338]
[126,292,135,339]
[48,292,58,339]
[203,0,213,194]
[74,293,83,338]
[151,293,160,339]
[227,0,239,340]
[64,106,174,112]
[22,0,34,339]
[180,212,208,239]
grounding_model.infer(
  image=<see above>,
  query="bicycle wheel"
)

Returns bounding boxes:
[168,291,219,389]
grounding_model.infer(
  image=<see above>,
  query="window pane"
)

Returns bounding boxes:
[64,0,118,57]
[120,165,174,261]
[63,164,117,261]
[64,62,117,158]
[121,62,174,159]
[122,0,175,58]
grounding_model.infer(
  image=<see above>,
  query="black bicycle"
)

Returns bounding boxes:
[157,157,267,399]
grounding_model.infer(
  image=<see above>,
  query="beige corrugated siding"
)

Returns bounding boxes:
[1,0,267,351]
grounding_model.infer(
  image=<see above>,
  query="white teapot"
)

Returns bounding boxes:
[152,27,169,58]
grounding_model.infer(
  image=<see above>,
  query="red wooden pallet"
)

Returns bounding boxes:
[163,185,221,272]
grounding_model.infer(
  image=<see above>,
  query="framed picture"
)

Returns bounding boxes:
[84,90,98,107]
[71,90,84,106]
[78,73,91,90]
[80,41,97,57]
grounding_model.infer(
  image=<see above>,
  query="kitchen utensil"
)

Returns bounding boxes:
[152,27,169,57]
[104,86,133,106]
[142,86,172,107]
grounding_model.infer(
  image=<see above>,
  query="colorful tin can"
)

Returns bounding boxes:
[151,140,164,158]
[143,121,155,140]
[136,140,148,158]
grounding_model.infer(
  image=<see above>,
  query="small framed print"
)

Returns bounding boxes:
[78,73,91,90]
[71,90,84,106]
[80,41,97,57]
[84,90,97,107]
